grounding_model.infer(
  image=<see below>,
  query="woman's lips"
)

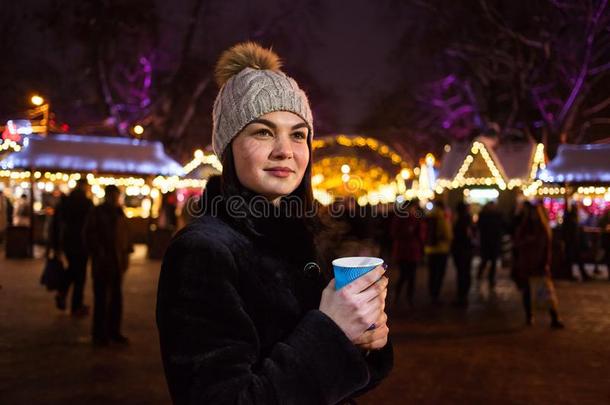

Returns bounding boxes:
[264,168,293,178]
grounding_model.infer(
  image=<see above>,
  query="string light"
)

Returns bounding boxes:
[182,149,223,175]
[133,125,144,135]
[435,141,548,193]
[307,135,414,205]
[3,135,414,207]
[0,139,22,152]
[530,143,546,180]
[313,134,410,170]
[312,156,406,203]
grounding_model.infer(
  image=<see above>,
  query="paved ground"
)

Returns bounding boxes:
[1,246,609,404]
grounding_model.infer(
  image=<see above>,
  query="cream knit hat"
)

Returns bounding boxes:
[212,42,314,159]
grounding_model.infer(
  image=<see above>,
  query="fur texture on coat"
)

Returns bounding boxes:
[156,176,393,404]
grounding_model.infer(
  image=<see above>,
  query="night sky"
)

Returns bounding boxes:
[1,0,609,161]
[1,2,403,116]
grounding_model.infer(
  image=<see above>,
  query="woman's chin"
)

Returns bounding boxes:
[260,178,298,194]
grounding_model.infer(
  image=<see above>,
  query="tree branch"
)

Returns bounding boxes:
[479,0,548,51]
[97,44,126,135]
[170,76,211,144]
[583,95,610,116]
[557,0,608,126]
[589,61,610,76]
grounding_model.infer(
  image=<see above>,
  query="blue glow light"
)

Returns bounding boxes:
[537,144,610,184]
[0,134,183,176]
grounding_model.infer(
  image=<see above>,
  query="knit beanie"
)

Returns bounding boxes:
[212,42,314,159]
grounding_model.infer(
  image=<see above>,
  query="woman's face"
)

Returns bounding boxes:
[231,111,310,204]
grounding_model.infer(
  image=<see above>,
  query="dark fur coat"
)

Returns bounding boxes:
[156,176,393,404]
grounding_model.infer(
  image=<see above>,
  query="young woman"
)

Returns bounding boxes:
[156,42,393,404]
[513,201,564,328]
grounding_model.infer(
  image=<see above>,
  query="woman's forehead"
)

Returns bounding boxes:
[256,111,306,126]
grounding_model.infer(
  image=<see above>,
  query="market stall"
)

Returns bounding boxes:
[0,133,184,257]
[436,136,546,215]
[537,143,610,277]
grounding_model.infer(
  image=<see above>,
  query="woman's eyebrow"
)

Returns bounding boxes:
[291,122,308,130]
[250,119,307,131]
[249,118,276,129]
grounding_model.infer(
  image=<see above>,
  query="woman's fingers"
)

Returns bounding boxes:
[354,323,389,346]
[344,265,386,294]
[356,334,389,350]
[353,311,388,344]
[354,299,382,330]
[357,276,388,304]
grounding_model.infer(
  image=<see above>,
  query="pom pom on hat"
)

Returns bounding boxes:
[214,42,283,87]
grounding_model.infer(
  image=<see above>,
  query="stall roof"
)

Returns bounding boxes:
[538,143,610,183]
[438,136,537,181]
[0,134,184,176]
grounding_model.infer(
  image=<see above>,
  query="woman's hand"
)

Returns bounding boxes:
[319,265,388,342]
[353,310,389,350]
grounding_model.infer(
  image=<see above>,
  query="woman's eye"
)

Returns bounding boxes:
[292,132,307,140]
[254,129,273,137]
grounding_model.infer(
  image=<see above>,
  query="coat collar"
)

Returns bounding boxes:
[201,175,310,244]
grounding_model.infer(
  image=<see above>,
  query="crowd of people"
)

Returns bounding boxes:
[326,196,609,328]
[3,177,609,334]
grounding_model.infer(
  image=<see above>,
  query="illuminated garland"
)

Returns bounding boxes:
[0,139,22,152]
[152,175,208,193]
[436,142,547,195]
[310,156,410,206]
[530,143,546,180]
[523,180,543,197]
[2,137,414,206]
[576,186,608,195]
[312,135,409,169]
[182,149,223,175]
[535,186,566,196]
[308,135,413,205]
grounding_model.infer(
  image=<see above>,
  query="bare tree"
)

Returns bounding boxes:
[369,0,610,154]
[42,0,158,135]
[40,0,329,159]
[146,0,328,155]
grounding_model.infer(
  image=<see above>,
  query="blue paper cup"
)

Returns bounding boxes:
[332,256,384,290]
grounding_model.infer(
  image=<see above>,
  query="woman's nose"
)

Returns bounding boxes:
[270,135,293,159]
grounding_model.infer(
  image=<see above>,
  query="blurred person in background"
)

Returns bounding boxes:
[477,201,504,289]
[158,191,178,231]
[425,200,453,305]
[562,206,591,281]
[13,193,31,227]
[451,201,475,307]
[512,202,564,328]
[391,200,426,308]
[50,179,93,316]
[599,209,610,280]
[0,187,7,243]
[85,185,133,346]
